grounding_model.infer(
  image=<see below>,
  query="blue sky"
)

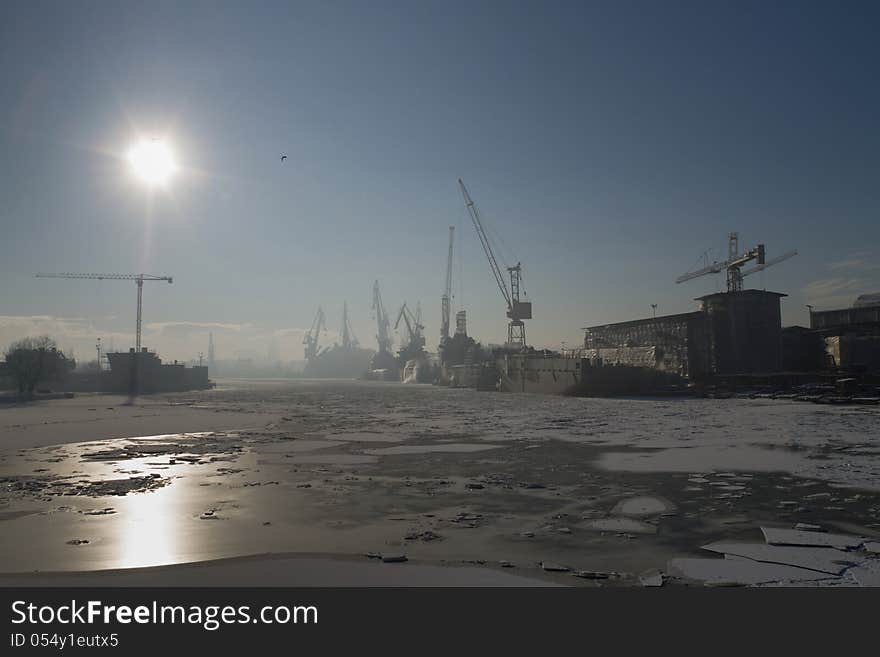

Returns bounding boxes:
[1,1,878,362]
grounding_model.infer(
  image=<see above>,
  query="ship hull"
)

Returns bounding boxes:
[496,354,687,396]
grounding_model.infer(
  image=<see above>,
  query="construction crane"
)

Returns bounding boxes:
[340,302,358,349]
[394,302,425,351]
[36,273,173,352]
[208,332,215,370]
[676,232,797,293]
[303,307,326,361]
[458,178,532,348]
[372,281,393,354]
[440,226,455,342]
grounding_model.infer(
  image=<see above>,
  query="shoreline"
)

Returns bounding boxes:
[0,552,559,587]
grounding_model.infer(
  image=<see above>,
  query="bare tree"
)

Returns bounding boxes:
[3,336,74,398]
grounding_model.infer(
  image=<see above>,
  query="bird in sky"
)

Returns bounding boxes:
[281,155,287,162]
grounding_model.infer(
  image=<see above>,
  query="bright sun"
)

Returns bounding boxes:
[127,138,177,186]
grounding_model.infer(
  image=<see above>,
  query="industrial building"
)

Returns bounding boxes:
[583,289,786,380]
[106,348,210,393]
[808,294,880,372]
[584,310,707,378]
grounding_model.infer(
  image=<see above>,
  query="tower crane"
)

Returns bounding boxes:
[440,226,455,342]
[675,232,797,293]
[35,273,173,352]
[458,178,532,348]
[372,281,393,354]
[303,307,326,361]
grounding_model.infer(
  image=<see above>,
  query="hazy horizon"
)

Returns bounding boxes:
[2,1,878,363]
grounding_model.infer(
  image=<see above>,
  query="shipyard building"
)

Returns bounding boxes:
[106,348,210,393]
[808,294,880,372]
[583,289,786,380]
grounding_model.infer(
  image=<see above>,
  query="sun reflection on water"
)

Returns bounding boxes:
[114,479,179,569]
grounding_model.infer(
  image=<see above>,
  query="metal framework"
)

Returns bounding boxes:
[441,226,454,341]
[35,273,173,352]
[676,233,797,293]
[394,302,425,350]
[372,281,392,354]
[458,178,531,348]
[340,302,357,349]
[303,307,326,361]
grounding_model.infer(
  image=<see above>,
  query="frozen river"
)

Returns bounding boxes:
[1,380,878,586]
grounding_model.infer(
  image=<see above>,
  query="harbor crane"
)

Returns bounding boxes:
[35,273,173,352]
[394,302,425,351]
[675,232,797,293]
[440,226,454,342]
[372,281,393,355]
[340,302,358,349]
[458,178,532,348]
[303,307,326,361]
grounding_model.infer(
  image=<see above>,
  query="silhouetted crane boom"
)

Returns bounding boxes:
[441,226,454,341]
[459,179,511,308]
[340,302,357,349]
[675,262,726,284]
[458,178,531,347]
[372,281,392,354]
[676,232,796,293]
[394,302,415,339]
[395,302,425,355]
[303,307,326,361]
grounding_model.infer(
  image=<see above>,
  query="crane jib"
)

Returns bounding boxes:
[35,272,173,353]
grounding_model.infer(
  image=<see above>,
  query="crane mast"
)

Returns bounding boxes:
[395,303,413,338]
[340,302,357,349]
[394,302,425,349]
[35,273,173,352]
[440,226,454,342]
[372,280,392,354]
[303,307,326,361]
[458,179,531,348]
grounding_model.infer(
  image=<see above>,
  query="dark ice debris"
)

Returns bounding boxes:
[80,508,116,516]
[573,570,613,580]
[404,530,442,542]
[541,561,570,572]
[382,554,408,563]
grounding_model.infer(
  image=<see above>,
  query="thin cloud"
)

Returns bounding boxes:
[803,277,873,310]
[826,251,879,272]
[144,321,255,336]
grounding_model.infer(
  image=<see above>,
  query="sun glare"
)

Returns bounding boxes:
[127,138,178,186]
